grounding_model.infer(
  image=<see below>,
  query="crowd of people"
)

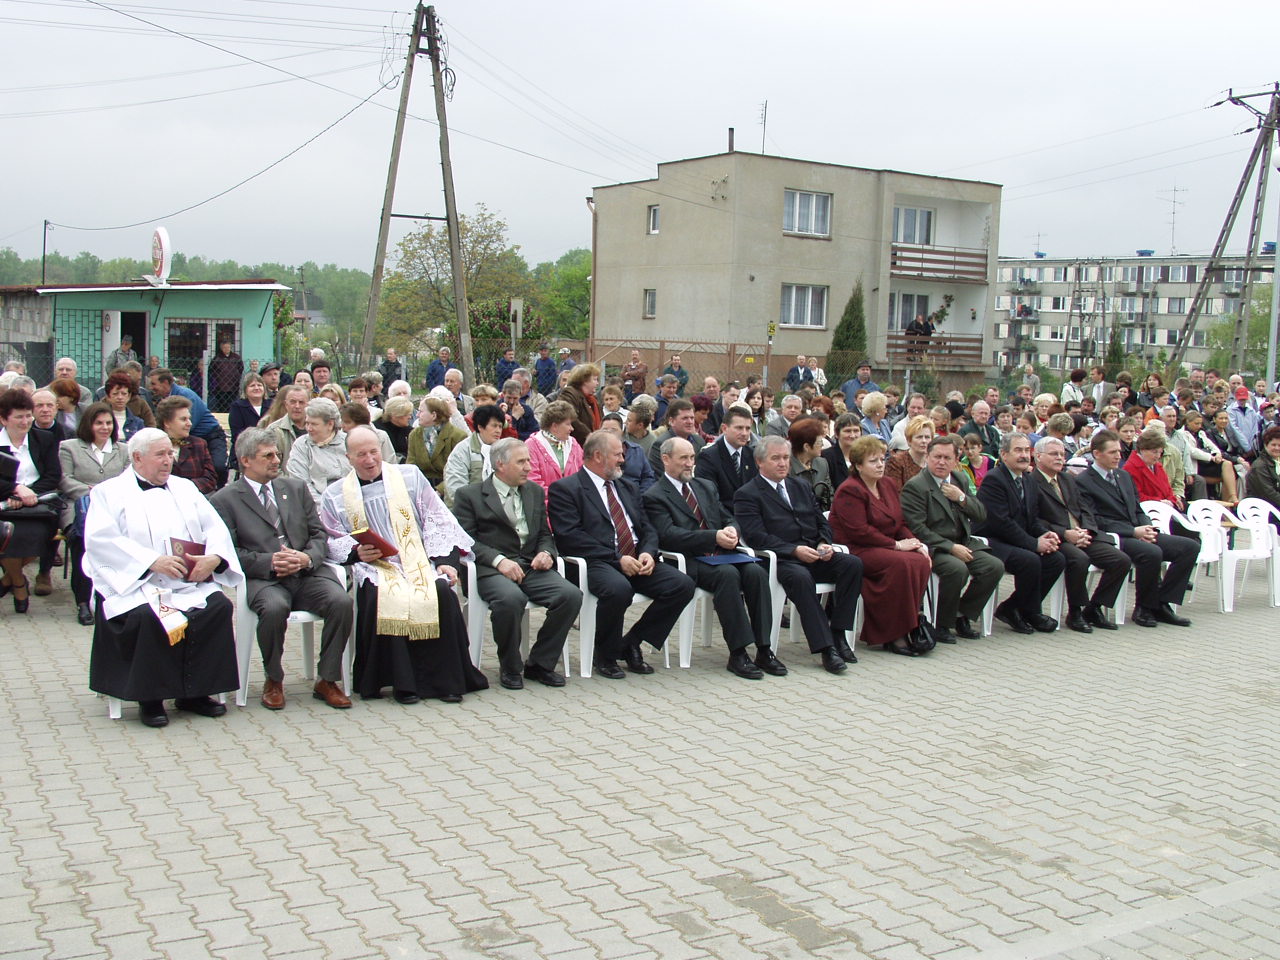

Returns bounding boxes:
[3,345,1280,728]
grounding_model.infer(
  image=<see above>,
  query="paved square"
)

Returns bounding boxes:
[2,565,1277,959]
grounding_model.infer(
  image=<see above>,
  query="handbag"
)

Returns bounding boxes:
[905,619,938,654]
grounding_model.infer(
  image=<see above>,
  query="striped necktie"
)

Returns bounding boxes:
[604,480,637,557]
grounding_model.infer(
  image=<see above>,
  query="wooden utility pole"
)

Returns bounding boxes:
[425,5,475,388]
[359,3,426,373]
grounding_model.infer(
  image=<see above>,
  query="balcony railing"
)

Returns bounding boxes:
[885,331,985,369]
[891,244,989,284]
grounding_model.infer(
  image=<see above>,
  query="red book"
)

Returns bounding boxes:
[170,537,205,577]
[350,526,398,558]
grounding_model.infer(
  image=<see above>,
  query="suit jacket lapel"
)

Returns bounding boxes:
[241,479,277,527]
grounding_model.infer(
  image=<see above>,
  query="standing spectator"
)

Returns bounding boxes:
[378,348,405,388]
[904,313,934,360]
[534,344,558,396]
[259,362,282,402]
[837,360,881,400]
[1022,363,1041,396]
[653,376,680,425]
[784,355,813,393]
[807,356,827,391]
[1228,386,1264,459]
[557,347,577,375]
[621,350,649,402]
[208,340,243,413]
[425,346,456,390]
[495,347,519,387]
[661,354,689,397]
[104,334,139,373]
[310,361,333,394]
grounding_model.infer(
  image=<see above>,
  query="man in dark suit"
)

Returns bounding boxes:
[647,400,705,477]
[1031,436,1132,632]
[974,433,1066,634]
[452,438,581,690]
[783,356,813,393]
[547,430,695,679]
[695,406,758,504]
[733,436,862,674]
[900,436,1004,644]
[644,436,780,680]
[1075,429,1198,627]
[210,427,354,709]
[958,401,1001,457]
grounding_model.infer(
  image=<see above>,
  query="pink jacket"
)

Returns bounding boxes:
[526,432,583,503]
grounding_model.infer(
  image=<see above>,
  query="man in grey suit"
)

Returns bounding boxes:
[900,435,1004,644]
[644,436,779,680]
[210,428,354,710]
[452,438,581,690]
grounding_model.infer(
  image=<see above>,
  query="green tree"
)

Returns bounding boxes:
[829,279,867,354]
[1204,286,1272,375]
[1104,326,1125,378]
[378,204,532,349]
[530,248,591,338]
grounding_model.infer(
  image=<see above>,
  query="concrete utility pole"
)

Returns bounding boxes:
[1168,84,1279,374]
[359,4,427,373]
[425,6,475,388]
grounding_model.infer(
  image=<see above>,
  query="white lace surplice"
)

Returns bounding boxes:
[320,464,473,587]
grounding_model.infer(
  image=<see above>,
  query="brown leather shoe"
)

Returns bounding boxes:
[260,678,286,710]
[33,573,53,597]
[313,679,352,709]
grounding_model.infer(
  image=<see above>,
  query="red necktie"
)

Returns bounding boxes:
[605,480,637,558]
[682,482,706,529]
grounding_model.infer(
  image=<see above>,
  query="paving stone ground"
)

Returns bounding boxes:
[1,560,1277,960]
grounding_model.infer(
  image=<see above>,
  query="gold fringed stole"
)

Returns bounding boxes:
[343,468,441,640]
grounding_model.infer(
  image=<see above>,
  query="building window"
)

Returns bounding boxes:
[890,292,929,330]
[781,284,828,328]
[1052,267,1069,282]
[1168,264,1188,282]
[646,205,659,234]
[1167,297,1186,314]
[892,206,934,245]
[642,289,656,319]
[1192,330,1206,347]
[783,190,831,237]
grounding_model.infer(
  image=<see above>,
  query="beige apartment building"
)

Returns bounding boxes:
[994,252,1275,374]
[590,151,1002,379]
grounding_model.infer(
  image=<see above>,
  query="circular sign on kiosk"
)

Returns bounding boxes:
[152,226,172,281]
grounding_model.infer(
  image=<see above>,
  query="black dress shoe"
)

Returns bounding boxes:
[1131,607,1158,628]
[593,659,626,679]
[77,602,94,626]
[139,700,168,728]
[820,647,847,674]
[754,648,788,676]
[1026,612,1058,633]
[174,696,227,718]
[393,689,421,704]
[439,693,464,703]
[500,672,524,690]
[932,628,958,644]
[879,638,918,657]
[726,649,764,679]
[954,617,980,639]
[1065,609,1094,633]
[523,663,567,687]
[833,640,858,664]
[1153,603,1191,627]
[1083,604,1118,630]
[994,604,1034,635]
[622,645,654,674]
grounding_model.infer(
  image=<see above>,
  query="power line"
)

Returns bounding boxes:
[1002,134,1237,191]
[9,0,390,32]
[1003,148,1243,203]
[0,15,381,47]
[46,76,397,232]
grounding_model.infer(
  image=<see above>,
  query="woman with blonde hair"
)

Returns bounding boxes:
[885,415,933,488]
[527,400,585,502]
[860,391,892,444]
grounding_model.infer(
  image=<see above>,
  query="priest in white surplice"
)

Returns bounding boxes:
[85,428,242,727]
[320,426,487,704]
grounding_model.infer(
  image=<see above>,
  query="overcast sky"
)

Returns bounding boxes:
[3,0,1279,273]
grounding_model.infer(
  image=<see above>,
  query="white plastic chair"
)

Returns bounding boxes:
[1141,499,1227,611]
[1042,531,1129,626]
[1226,498,1280,608]
[561,556,686,677]
[926,535,996,637]
[460,556,571,674]
[761,546,860,651]
[232,561,355,707]
[659,548,758,668]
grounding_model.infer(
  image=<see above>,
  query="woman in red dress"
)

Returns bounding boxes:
[829,436,933,656]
